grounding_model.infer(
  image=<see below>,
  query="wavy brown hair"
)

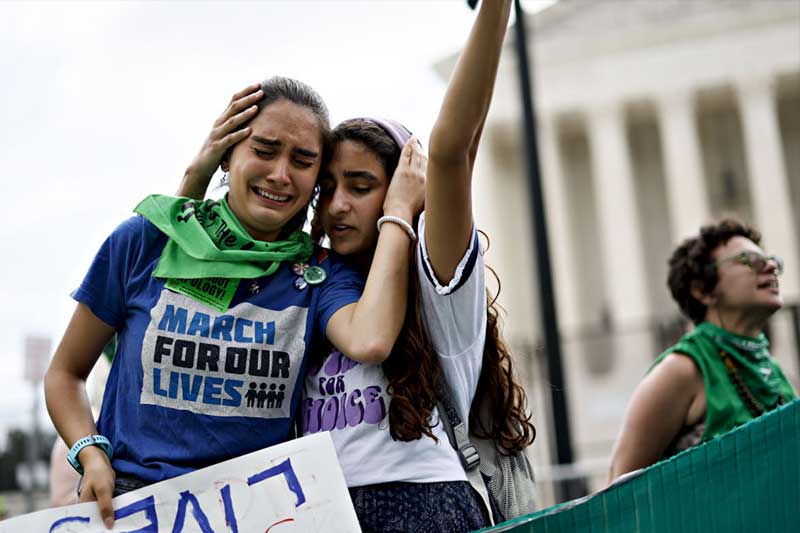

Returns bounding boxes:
[312,119,535,451]
[471,259,536,452]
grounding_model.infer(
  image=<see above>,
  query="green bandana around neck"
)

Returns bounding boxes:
[654,321,797,447]
[134,194,313,311]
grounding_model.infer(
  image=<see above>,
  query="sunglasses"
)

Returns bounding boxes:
[715,251,784,276]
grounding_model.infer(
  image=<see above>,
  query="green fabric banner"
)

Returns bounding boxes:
[483,399,799,533]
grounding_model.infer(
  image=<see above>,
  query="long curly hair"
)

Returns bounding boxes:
[667,218,761,324]
[312,119,535,451]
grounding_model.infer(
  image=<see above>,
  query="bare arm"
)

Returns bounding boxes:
[425,0,511,282]
[326,140,426,363]
[44,303,117,528]
[177,84,263,199]
[607,354,704,483]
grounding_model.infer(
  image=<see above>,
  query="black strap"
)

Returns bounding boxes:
[436,374,480,471]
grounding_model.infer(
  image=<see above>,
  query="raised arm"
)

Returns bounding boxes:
[44,304,117,528]
[425,0,511,282]
[326,139,427,363]
[177,84,263,199]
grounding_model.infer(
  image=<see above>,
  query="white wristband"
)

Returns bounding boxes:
[377,215,416,241]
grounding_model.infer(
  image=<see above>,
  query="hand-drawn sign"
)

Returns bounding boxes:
[1,433,360,532]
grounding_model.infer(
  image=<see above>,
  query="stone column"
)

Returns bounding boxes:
[737,76,800,300]
[586,103,651,327]
[657,89,711,244]
[539,113,581,333]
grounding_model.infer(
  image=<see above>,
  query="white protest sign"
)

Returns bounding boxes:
[1,432,361,533]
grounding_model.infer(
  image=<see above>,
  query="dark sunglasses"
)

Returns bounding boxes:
[715,251,784,276]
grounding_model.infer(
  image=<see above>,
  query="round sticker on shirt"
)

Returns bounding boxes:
[304,266,327,285]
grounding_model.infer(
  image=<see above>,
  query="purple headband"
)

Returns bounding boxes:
[354,117,413,150]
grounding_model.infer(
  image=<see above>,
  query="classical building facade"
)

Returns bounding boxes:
[438,0,799,504]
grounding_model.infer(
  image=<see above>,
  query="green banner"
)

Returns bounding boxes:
[483,399,799,533]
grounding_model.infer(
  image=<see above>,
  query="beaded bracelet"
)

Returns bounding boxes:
[377,215,416,241]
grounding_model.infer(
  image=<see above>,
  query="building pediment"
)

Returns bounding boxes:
[533,0,798,65]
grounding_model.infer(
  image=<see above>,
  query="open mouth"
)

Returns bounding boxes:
[757,279,779,290]
[327,223,356,237]
[252,186,290,204]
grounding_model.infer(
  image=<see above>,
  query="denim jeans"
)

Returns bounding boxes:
[77,474,149,499]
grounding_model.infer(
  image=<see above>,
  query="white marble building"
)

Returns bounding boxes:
[437,0,800,504]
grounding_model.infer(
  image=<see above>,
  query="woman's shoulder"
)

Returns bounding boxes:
[656,352,703,381]
[110,214,163,241]
[101,215,167,266]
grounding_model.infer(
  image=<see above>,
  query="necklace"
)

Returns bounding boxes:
[719,350,785,418]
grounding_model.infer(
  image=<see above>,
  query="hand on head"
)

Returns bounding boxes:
[383,137,427,223]
[184,84,264,188]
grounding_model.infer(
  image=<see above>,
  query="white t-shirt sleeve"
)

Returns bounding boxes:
[416,212,487,355]
[416,212,487,426]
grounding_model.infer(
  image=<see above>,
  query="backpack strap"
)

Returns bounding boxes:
[436,374,494,525]
[436,374,480,470]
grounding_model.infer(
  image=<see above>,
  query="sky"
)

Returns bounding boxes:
[0,1,553,442]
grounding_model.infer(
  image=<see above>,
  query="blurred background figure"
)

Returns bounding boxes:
[607,219,797,481]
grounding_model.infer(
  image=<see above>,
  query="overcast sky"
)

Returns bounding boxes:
[0,1,553,440]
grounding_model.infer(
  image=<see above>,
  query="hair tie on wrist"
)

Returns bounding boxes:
[377,215,416,241]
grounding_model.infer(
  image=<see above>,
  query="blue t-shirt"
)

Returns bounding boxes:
[73,215,363,483]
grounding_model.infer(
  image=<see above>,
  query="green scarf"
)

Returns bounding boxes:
[135,194,312,279]
[134,194,313,311]
[654,321,797,445]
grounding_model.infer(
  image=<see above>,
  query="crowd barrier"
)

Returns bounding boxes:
[482,399,799,533]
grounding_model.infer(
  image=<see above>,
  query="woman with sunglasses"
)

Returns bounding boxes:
[608,219,797,482]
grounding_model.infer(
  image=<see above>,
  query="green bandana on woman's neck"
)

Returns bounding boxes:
[655,320,796,448]
[134,194,312,311]
[697,321,770,361]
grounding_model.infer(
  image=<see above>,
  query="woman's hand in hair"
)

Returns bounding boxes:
[383,136,427,224]
[177,83,263,199]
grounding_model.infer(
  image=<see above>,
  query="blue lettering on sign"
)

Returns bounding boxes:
[115,495,159,532]
[49,516,90,532]
[171,491,214,533]
[220,484,239,533]
[48,478,304,533]
[247,458,306,507]
[156,305,276,345]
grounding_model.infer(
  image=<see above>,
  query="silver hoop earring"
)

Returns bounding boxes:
[220,172,229,187]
